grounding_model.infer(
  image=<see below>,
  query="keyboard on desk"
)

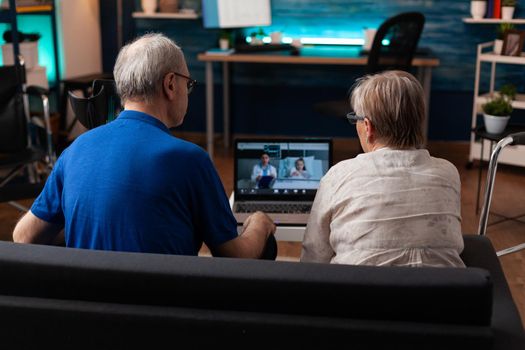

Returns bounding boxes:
[236,202,312,214]
[234,43,298,53]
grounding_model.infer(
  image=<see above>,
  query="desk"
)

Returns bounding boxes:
[197,46,440,158]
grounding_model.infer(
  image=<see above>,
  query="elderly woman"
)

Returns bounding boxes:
[301,70,464,268]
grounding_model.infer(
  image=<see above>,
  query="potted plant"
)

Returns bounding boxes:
[482,95,513,134]
[502,0,517,20]
[471,0,487,19]
[248,27,267,45]
[495,22,516,54]
[500,83,517,100]
[219,29,232,50]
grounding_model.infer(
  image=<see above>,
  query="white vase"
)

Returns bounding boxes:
[483,114,510,134]
[270,31,283,44]
[363,29,377,51]
[470,1,487,19]
[219,38,229,50]
[141,0,157,14]
[494,39,503,54]
[501,6,515,20]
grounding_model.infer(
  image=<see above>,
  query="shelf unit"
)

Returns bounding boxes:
[469,41,525,167]
[463,18,525,24]
[0,0,20,59]
[132,11,200,19]
[0,0,60,88]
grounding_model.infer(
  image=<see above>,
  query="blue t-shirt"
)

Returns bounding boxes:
[31,110,238,255]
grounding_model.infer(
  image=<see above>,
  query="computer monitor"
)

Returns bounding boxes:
[202,0,271,29]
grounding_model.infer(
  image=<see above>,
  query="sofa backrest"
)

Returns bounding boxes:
[0,240,492,324]
[0,237,520,349]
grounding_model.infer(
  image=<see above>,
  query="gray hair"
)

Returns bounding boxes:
[113,33,185,105]
[350,70,425,149]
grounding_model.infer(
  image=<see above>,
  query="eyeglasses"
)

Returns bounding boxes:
[346,112,367,125]
[171,72,197,94]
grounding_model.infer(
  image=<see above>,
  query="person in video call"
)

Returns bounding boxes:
[251,151,277,188]
[301,70,464,268]
[13,33,276,259]
[289,158,310,179]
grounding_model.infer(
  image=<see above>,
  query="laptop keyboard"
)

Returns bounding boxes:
[236,203,312,214]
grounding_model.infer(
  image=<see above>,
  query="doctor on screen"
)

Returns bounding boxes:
[251,152,277,188]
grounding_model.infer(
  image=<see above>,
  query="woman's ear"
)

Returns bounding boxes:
[364,118,375,144]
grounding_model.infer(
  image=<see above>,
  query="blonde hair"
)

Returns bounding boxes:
[350,70,425,149]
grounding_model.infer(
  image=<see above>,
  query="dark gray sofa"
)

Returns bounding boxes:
[0,235,522,349]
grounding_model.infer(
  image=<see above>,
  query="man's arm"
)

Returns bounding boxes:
[212,211,276,259]
[13,211,63,245]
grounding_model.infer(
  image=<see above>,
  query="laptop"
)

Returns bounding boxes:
[232,138,333,225]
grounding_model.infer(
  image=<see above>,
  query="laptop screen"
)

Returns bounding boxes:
[234,138,332,200]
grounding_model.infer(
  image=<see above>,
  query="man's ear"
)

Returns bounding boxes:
[163,73,176,100]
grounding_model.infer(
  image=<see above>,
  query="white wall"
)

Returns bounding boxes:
[56,0,102,79]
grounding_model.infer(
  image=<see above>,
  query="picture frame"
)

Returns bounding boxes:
[501,30,525,56]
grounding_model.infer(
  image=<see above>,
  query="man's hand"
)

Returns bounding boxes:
[213,211,276,259]
[243,211,276,238]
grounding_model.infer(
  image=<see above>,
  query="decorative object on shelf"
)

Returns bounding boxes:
[363,28,377,51]
[2,29,41,69]
[501,0,517,20]
[502,29,525,55]
[482,95,513,133]
[180,0,200,13]
[248,27,267,46]
[500,83,517,100]
[2,29,41,43]
[141,0,157,14]
[495,22,516,54]
[0,0,52,9]
[219,29,231,50]
[159,0,178,13]
[471,0,487,19]
[270,31,283,44]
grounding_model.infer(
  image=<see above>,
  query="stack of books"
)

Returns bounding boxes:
[486,0,502,19]
[1,0,53,9]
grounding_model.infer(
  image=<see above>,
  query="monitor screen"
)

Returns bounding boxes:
[202,0,271,29]
[234,139,332,199]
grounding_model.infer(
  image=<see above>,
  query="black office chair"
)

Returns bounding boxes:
[313,12,426,118]
[0,58,55,210]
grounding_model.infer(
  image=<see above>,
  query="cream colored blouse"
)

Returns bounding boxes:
[301,148,465,268]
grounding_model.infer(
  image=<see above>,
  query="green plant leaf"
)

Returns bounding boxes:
[482,96,513,116]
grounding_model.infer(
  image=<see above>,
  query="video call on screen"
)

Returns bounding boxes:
[236,142,330,196]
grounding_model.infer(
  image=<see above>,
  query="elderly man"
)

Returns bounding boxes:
[13,33,275,258]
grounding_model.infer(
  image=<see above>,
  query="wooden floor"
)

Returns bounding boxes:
[0,134,524,326]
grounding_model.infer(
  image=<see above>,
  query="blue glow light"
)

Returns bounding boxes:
[0,16,57,85]
[246,36,365,46]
